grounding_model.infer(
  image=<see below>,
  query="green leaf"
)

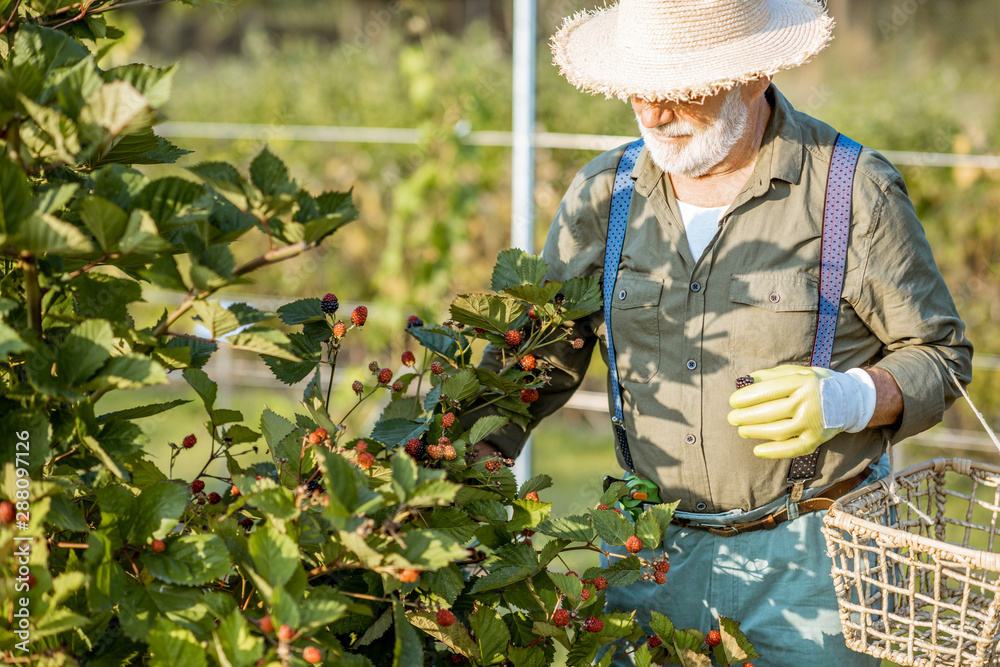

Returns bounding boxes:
[467,415,509,444]
[465,499,508,523]
[133,176,205,229]
[129,481,189,543]
[407,479,461,507]
[394,602,424,667]
[148,616,207,667]
[491,248,549,290]
[56,318,113,386]
[634,641,652,667]
[371,417,430,448]
[503,282,563,305]
[518,474,553,498]
[420,563,466,604]
[673,629,712,667]
[406,325,460,359]
[225,327,299,361]
[263,331,321,385]
[298,594,350,633]
[192,300,239,338]
[225,424,261,444]
[35,183,79,215]
[648,611,675,648]
[276,297,326,325]
[548,572,583,601]
[81,435,129,482]
[10,25,89,100]
[558,275,604,320]
[213,609,263,667]
[250,147,295,196]
[260,408,295,449]
[183,367,217,414]
[599,481,631,507]
[0,151,34,234]
[142,534,233,586]
[87,353,167,390]
[78,195,128,250]
[395,529,467,570]
[79,80,155,139]
[470,606,510,666]
[509,644,547,667]
[33,607,90,639]
[103,63,177,107]
[407,610,479,659]
[537,514,597,542]
[591,509,635,546]
[71,272,142,323]
[588,554,642,587]
[441,368,479,402]
[449,293,526,332]
[428,507,479,543]
[248,522,300,589]
[635,510,661,549]
[0,321,31,358]
[508,498,551,532]
[12,212,94,255]
[140,254,187,290]
[718,616,759,663]
[118,209,171,254]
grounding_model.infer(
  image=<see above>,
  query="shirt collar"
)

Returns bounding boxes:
[631,84,805,198]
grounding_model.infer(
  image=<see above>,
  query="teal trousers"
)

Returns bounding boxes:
[602,509,881,667]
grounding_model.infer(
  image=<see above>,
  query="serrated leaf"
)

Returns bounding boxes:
[508,498,551,532]
[465,499,508,523]
[394,602,424,667]
[406,325,460,359]
[394,529,467,570]
[596,554,642,587]
[225,327,299,361]
[635,510,661,549]
[103,62,176,107]
[249,522,299,589]
[467,414,509,444]
[276,297,327,325]
[548,572,583,600]
[0,322,32,358]
[647,501,679,539]
[407,479,460,507]
[537,514,597,542]
[649,610,675,646]
[148,616,207,667]
[87,353,166,390]
[371,417,430,448]
[470,606,510,666]
[634,643,652,667]
[142,534,233,586]
[421,563,466,604]
[490,248,549,291]
[213,609,263,667]
[192,300,240,338]
[12,211,94,254]
[718,616,759,662]
[81,435,129,482]
[408,610,479,659]
[249,147,295,196]
[129,481,189,543]
[99,400,190,423]
[599,481,631,507]
[183,367,217,414]
[357,607,393,646]
[77,195,128,250]
[673,629,712,667]
[225,424,260,445]
[298,595,350,633]
[441,368,479,402]
[263,331,320,385]
[0,151,35,234]
[591,508,635,546]
[450,293,526,332]
[428,507,479,543]
[559,275,604,320]
[55,318,113,385]
[133,176,204,229]
[503,282,563,305]
[518,474,553,498]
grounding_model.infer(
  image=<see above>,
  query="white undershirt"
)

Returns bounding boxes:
[676,200,728,261]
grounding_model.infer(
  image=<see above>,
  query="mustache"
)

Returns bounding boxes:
[634,113,697,138]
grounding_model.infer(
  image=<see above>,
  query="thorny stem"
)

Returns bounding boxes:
[0,0,23,34]
[337,387,379,425]
[63,252,112,281]
[324,342,339,412]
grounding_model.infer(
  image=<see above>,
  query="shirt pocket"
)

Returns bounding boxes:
[608,272,663,384]
[729,272,819,377]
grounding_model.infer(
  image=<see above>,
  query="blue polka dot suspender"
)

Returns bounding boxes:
[603,138,645,472]
[787,133,863,484]
[601,134,862,482]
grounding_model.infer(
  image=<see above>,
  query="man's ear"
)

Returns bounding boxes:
[744,76,773,102]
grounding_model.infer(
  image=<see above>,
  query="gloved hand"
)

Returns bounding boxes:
[620,473,662,521]
[727,365,877,459]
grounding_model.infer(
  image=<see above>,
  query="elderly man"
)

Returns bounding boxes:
[471,0,972,664]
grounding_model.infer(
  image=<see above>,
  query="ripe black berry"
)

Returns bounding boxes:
[306,480,324,494]
[321,293,339,314]
[406,315,423,328]
[735,375,755,389]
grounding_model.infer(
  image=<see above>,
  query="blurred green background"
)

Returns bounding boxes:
[93,1,999,663]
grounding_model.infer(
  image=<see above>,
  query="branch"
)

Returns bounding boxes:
[20,255,42,336]
[0,0,23,35]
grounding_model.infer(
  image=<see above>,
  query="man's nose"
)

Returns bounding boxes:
[635,97,675,128]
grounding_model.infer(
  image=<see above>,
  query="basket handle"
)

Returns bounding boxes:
[949,367,1000,455]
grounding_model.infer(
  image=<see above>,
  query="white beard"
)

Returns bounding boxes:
[635,87,749,178]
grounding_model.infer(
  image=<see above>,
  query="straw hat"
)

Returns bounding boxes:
[551,0,834,103]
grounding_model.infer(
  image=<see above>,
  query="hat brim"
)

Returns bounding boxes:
[551,0,833,103]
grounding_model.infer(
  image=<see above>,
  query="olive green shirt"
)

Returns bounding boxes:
[481,86,972,514]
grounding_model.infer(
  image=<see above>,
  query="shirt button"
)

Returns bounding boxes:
[684,434,696,445]
[690,281,701,292]
[769,292,780,303]
[619,289,627,300]
[686,359,697,370]
[696,502,708,511]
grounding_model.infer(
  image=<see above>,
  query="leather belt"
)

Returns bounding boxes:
[671,468,872,538]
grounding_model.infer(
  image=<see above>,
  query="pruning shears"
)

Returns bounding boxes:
[603,472,662,521]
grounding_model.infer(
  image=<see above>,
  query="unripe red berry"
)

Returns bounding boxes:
[356,440,368,452]
[450,655,464,665]
[438,436,451,447]
[653,571,667,585]
[593,576,608,590]
[706,630,722,647]
[525,492,539,501]
[648,635,662,648]
[0,501,15,524]
[26,573,37,589]
[518,354,536,372]
[151,539,166,553]
[581,588,591,601]
[182,434,197,449]
[655,559,670,573]
[613,507,623,515]
[504,330,522,348]
[572,337,584,349]
[430,361,444,375]
[401,350,416,366]
[352,380,364,394]
[240,517,253,530]
[277,624,294,641]
[303,646,322,664]
[583,616,603,633]
[552,609,570,626]
[485,460,501,472]
[232,485,241,496]
[378,368,393,385]
[442,445,457,461]
[258,616,274,633]
[625,536,643,553]
[357,452,375,470]
[399,569,420,583]
[333,321,347,338]
[368,361,380,373]
[190,480,205,493]
[392,381,404,393]
[208,492,222,504]
[528,306,538,320]
[596,503,609,511]
[441,412,456,428]
[427,444,443,460]
[743,663,755,667]
[308,431,323,445]
[436,609,456,627]
[520,388,539,403]
[351,306,368,326]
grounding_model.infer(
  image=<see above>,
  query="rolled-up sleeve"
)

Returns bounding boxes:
[854,169,973,443]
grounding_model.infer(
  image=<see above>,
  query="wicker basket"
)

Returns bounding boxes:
[822,458,1000,667]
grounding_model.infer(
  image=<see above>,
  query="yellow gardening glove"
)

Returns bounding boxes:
[727,365,839,459]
